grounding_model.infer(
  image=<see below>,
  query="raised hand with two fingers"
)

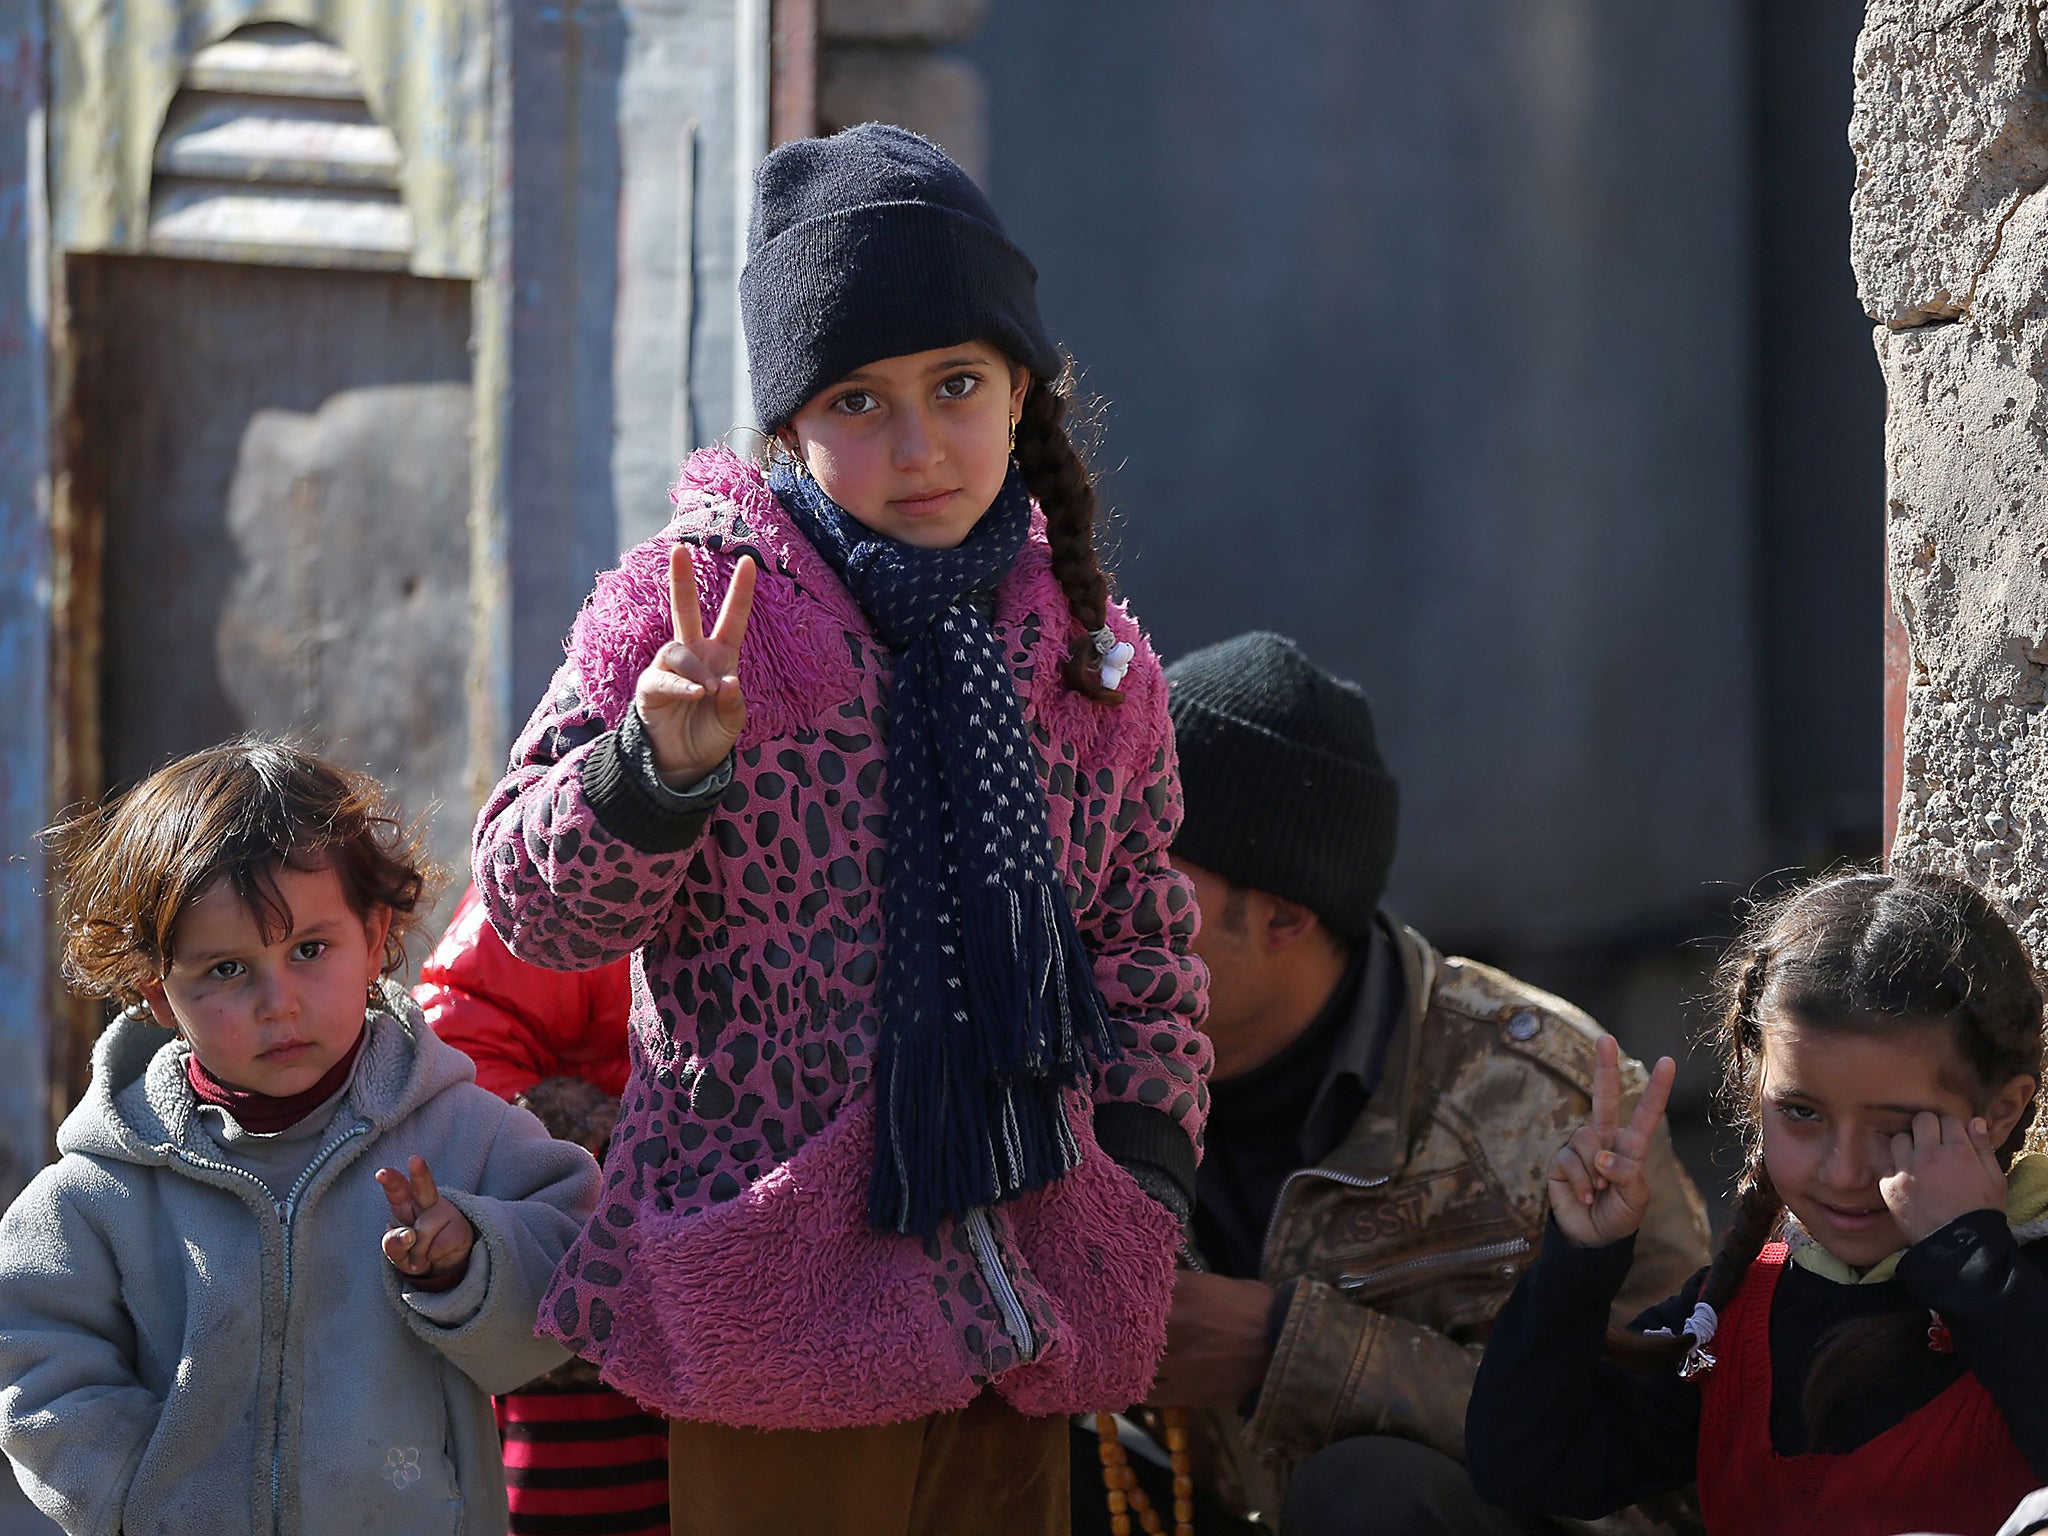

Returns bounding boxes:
[1548,1034,1678,1248]
[634,546,758,789]
[375,1155,476,1291]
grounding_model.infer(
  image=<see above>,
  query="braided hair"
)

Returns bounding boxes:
[1012,366,1121,705]
[1616,868,2045,1436]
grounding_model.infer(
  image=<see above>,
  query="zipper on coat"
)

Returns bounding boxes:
[962,1206,1037,1363]
[174,1120,368,1536]
[267,1124,370,1536]
[1259,1166,1392,1271]
[1333,1234,1532,1295]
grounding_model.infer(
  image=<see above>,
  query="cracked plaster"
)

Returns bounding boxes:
[1855,0,2048,962]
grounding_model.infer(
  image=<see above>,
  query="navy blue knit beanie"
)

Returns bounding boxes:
[1167,632,1400,942]
[739,123,1062,428]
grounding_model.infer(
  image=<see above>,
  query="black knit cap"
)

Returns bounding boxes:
[1166,632,1399,942]
[740,123,1062,429]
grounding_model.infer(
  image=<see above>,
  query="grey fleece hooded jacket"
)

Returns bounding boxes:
[0,990,600,1536]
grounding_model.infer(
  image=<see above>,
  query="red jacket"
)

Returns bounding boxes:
[415,885,633,1101]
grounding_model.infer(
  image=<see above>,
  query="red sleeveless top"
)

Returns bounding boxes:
[1697,1242,2035,1536]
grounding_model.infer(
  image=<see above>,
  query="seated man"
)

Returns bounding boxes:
[1077,632,1711,1536]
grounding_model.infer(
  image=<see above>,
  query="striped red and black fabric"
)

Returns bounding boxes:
[496,1387,670,1536]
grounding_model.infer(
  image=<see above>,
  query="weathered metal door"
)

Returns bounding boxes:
[46,9,491,1106]
[36,0,776,1123]
[68,252,474,840]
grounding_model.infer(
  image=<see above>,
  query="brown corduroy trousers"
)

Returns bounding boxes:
[666,1390,1069,1535]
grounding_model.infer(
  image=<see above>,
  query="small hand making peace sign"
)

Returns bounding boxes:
[376,1155,475,1287]
[1549,1034,1677,1248]
[635,547,758,788]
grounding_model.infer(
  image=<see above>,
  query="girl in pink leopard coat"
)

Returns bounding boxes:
[473,125,1210,1533]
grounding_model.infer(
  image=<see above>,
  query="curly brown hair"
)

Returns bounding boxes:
[46,737,436,1008]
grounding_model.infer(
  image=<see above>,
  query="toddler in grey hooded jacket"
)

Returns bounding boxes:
[0,988,600,1536]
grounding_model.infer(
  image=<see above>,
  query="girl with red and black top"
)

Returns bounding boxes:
[415,889,664,1536]
[1466,869,2048,1536]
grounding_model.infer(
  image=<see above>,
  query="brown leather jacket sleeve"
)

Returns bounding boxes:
[1248,1278,1484,1459]
[1243,1117,1709,1463]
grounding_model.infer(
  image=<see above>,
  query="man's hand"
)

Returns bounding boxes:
[1146,1271,1278,1409]
[1881,1112,2008,1246]
[376,1155,476,1289]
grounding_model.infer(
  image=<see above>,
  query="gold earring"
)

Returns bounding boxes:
[1008,415,1018,453]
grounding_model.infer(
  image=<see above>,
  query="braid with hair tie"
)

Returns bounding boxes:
[1608,1159,1782,1373]
[1696,1165,1784,1328]
[1610,947,1782,1373]
[1011,374,1122,705]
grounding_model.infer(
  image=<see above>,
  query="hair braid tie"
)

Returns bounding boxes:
[1677,1301,1720,1380]
[1675,1168,1782,1378]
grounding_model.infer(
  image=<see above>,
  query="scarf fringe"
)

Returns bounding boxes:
[867,880,1118,1237]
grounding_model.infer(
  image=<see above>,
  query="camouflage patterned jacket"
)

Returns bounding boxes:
[1186,920,1711,1530]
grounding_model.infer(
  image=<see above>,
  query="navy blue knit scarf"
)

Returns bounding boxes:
[771,461,1119,1239]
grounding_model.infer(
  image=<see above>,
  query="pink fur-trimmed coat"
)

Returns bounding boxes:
[473,447,1212,1429]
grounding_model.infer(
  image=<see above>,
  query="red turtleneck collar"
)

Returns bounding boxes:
[185,1028,366,1133]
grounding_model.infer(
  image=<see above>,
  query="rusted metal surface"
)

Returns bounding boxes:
[771,0,819,143]
[148,184,414,267]
[497,0,765,729]
[71,255,476,950]
[52,0,491,279]
[147,26,414,269]
[46,254,109,1128]
[0,0,50,1197]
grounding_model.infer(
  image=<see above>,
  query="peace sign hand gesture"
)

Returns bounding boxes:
[376,1154,475,1287]
[1548,1034,1677,1249]
[634,546,757,788]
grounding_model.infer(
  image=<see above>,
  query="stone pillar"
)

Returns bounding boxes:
[1852,1,2048,962]
[817,0,987,179]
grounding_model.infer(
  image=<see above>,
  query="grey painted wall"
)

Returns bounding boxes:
[968,1,1765,949]
[1755,0,1886,858]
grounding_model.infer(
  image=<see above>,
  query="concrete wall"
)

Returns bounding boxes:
[1853,0,2048,962]
[969,1,1764,952]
